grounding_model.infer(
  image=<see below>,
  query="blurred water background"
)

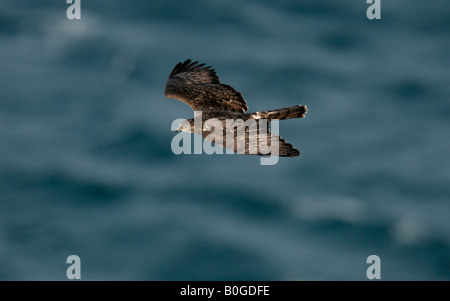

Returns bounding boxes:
[0,0,449,280]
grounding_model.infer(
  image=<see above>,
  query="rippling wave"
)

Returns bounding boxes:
[0,0,448,280]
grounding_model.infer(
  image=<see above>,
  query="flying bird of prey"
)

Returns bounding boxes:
[165,59,307,157]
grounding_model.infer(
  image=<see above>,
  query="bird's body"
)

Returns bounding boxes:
[165,59,307,157]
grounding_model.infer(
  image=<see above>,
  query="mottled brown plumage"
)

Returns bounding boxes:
[165,60,248,113]
[165,59,307,157]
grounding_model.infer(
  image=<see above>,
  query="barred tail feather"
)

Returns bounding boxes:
[251,105,307,120]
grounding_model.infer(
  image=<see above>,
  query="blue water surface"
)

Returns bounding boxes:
[0,0,449,280]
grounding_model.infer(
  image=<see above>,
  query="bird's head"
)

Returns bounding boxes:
[176,119,195,133]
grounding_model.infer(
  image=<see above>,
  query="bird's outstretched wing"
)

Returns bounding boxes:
[202,119,300,157]
[165,59,248,113]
